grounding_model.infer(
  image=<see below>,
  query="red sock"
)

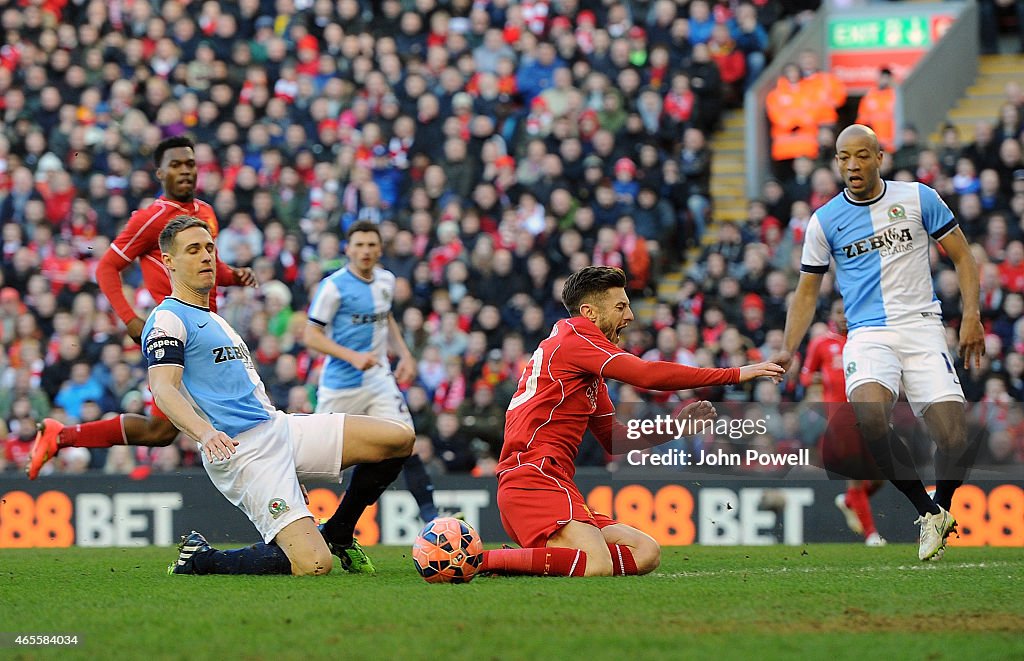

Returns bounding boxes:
[607,544,639,575]
[845,486,877,537]
[480,548,587,576]
[60,416,127,449]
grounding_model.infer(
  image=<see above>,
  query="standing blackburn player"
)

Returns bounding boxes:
[800,299,885,546]
[27,136,256,479]
[303,220,440,525]
[150,216,414,576]
[478,266,783,577]
[779,124,985,561]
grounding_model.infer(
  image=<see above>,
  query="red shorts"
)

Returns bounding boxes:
[497,456,618,549]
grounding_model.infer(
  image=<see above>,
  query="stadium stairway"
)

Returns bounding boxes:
[929,53,1024,143]
[632,109,747,324]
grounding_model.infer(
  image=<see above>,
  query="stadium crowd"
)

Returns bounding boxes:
[1,0,1022,480]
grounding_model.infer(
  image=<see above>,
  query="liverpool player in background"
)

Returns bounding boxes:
[27,136,256,479]
[800,299,885,546]
[479,266,784,577]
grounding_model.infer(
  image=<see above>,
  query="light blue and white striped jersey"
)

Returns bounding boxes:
[800,180,957,331]
[142,298,275,437]
[307,266,396,390]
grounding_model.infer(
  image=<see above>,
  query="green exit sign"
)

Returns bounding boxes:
[829,17,931,50]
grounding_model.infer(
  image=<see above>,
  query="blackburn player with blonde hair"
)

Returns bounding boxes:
[778,124,985,561]
[149,216,413,576]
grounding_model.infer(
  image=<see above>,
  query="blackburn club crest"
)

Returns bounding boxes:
[887,204,907,222]
[268,498,290,519]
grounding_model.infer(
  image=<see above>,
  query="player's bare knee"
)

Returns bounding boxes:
[388,422,415,458]
[291,548,334,576]
[635,542,661,575]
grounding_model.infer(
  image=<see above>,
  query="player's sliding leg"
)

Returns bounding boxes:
[318,415,414,572]
[273,517,334,575]
[169,519,331,576]
[546,520,615,576]
[168,530,294,576]
[402,454,439,522]
[27,415,180,479]
[477,519,599,577]
[850,384,953,560]
[479,546,589,576]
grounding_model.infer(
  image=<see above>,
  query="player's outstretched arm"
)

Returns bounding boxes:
[149,364,238,461]
[602,351,782,390]
[939,227,985,369]
[738,362,786,383]
[777,272,824,370]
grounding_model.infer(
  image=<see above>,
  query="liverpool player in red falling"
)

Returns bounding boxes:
[800,299,885,545]
[481,267,784,577]
[27,136,256,479]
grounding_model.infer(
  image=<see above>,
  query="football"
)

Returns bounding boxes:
[412,517,484,583]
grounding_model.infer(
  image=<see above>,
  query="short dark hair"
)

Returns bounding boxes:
[159,215,210,254]
[347,220,382,241]
[154,136,195,168]
[562,266,627,314]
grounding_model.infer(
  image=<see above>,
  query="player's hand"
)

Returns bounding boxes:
[678,400,716,424]
[233,267,258,288]
[300,484,309,505]
[351,352,379,371]
[199,429,239,462]
[739,361,786,384]
[126,316,146,345]
[394,355,417,384]
[959,316,985,369]
[771,351,794,372]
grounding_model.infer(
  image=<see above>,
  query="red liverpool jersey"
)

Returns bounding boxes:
[800,331,847,403]
[98,197,234,323]
[499,317,739,478]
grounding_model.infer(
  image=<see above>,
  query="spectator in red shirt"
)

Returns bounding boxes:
[998,240,1024,290]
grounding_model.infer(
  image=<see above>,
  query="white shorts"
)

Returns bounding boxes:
[316,376,414,427]
[843,322,965,416]
[202,410,347,543]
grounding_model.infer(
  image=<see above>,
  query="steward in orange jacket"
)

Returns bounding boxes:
[856,68,896,151]
[766,63,819,161]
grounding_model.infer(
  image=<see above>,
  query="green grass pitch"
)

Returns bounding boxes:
[2,545,1022,660]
